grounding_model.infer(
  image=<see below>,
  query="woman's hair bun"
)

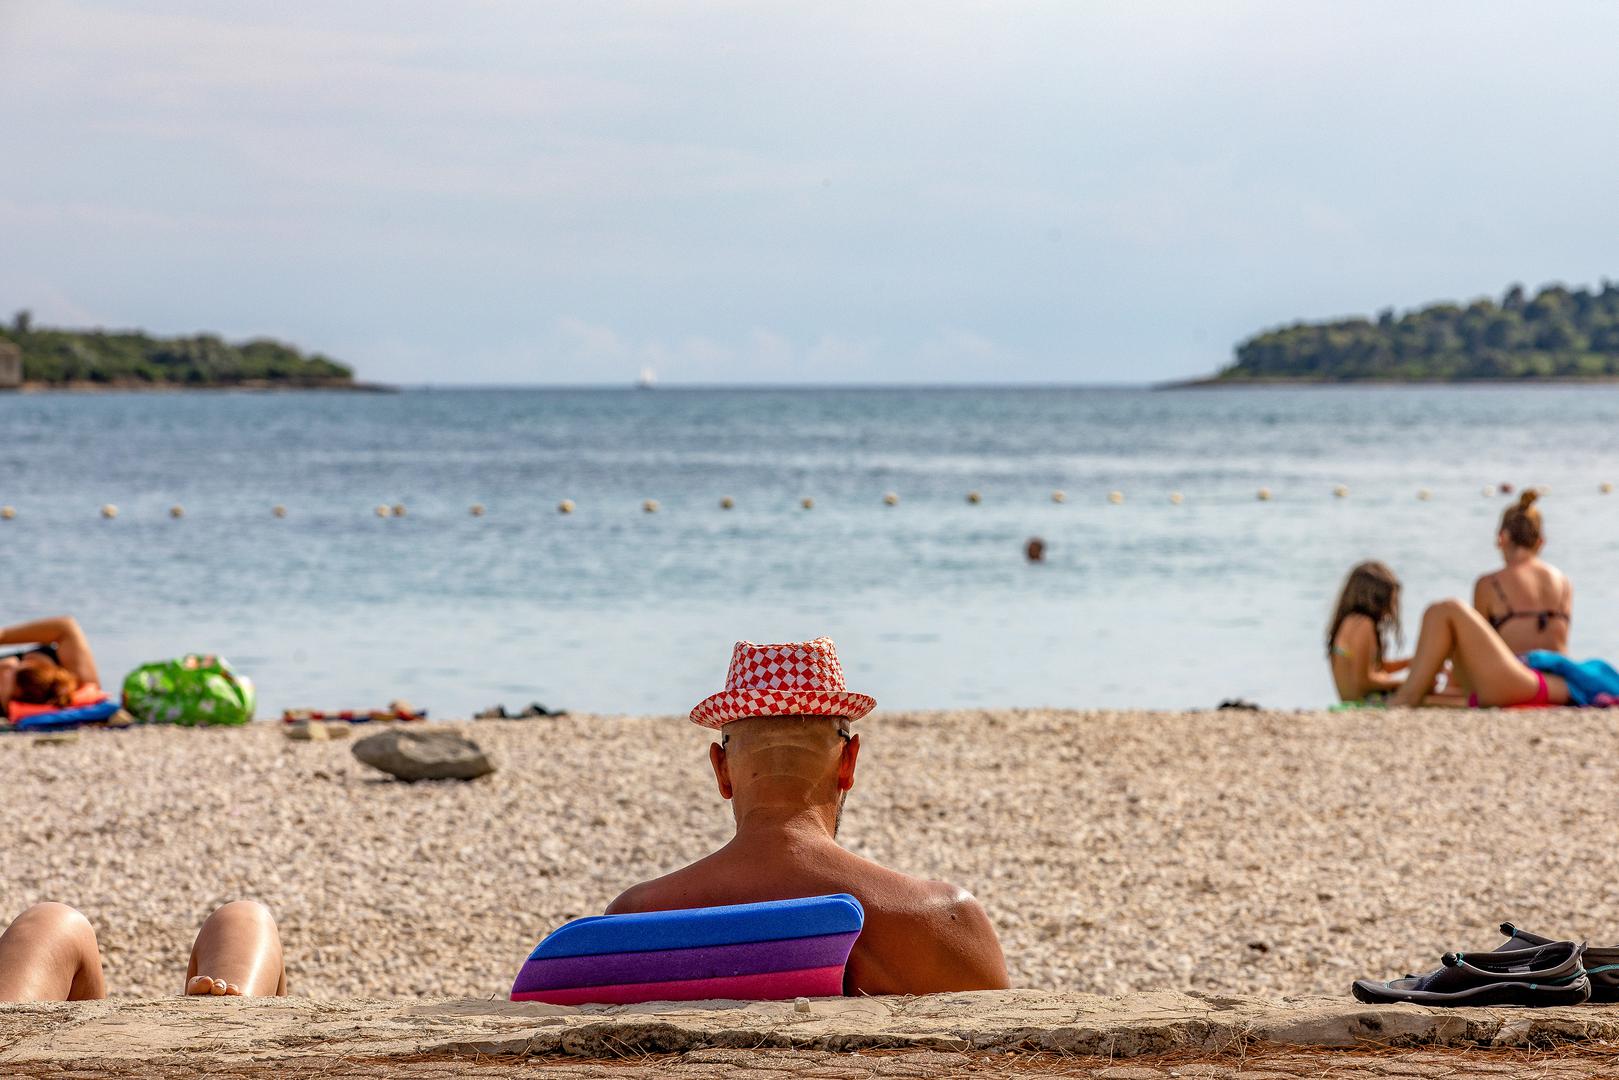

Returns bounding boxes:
[1518,488,1540,510]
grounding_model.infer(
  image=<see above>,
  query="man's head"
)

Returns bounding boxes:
[709,714,860,836]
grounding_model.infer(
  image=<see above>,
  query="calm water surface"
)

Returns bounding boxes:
[2,386,1617,717]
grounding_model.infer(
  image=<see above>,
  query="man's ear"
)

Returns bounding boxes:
[836,733,859,792]
[710,741,734,800]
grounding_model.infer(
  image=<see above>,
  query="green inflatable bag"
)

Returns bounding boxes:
[121,654,256,727]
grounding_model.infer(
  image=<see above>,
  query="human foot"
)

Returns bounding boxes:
[186,975,242,996]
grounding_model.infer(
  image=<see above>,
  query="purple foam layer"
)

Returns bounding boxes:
[511,931,859,994]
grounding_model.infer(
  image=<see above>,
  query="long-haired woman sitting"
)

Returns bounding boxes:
[1328,561,1410,703]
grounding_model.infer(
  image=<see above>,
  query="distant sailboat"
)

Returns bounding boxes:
[635,366,657,390]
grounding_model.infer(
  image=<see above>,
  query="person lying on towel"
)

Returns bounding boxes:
[0,615,104,718]
[606,637,1010,996]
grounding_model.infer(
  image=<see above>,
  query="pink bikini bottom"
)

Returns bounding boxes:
[1469,670,1549,709]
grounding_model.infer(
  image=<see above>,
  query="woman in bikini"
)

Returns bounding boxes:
[1329,562,1569,708]
[1327,561,1410,702]
[1472,489,1571,655]
[0,900,286,1001]
[0,615,103,718]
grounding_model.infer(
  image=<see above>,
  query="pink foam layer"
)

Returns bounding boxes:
[510,964,845,1005]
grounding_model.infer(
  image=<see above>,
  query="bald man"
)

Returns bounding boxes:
[607,639,1008,996]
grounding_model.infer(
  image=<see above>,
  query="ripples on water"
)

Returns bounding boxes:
[2,386,1617,716]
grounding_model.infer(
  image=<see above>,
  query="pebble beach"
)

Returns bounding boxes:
[3,708,1616,1000]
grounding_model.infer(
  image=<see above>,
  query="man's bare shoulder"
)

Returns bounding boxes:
[840,862,1009,993]
[864,864,994,928]
[604,856,724,914]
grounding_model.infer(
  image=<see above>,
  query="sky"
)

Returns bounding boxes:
[2,1,1617,386]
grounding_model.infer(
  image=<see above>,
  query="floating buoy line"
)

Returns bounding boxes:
[0,483,1605,523]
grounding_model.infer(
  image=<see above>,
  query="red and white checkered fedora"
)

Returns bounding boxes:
[690,638,876,729]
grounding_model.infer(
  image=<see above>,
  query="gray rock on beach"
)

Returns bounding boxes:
[351,728,496,781]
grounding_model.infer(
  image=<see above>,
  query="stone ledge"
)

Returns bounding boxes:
[3,990,1618,1070]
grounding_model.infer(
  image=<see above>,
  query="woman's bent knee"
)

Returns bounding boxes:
[210,900,275,924]
[14,903,95,940]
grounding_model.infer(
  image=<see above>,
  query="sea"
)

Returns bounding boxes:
[2,386,1618,719]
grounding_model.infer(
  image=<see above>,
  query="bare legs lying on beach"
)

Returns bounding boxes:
[1390,598,1570,708]
[0,900,285,1002]
[185,900,286,996]
[0,902,106,1002]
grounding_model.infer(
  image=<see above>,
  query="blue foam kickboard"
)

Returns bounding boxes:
[528,893,865,960]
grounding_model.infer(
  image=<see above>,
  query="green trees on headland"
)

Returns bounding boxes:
[0,310,354,386]
[1218,281,1619,381]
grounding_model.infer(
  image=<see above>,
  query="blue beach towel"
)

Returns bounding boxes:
[1523,651,1619,707]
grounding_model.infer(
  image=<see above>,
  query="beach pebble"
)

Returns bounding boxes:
[284,721,331,742]
[352,729,496,782]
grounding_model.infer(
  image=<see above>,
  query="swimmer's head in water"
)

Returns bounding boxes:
[712,715,858,836]
[1327,560,1402,662]
[12,656,80,707]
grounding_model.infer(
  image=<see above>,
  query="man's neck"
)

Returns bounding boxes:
[729,804,841,850]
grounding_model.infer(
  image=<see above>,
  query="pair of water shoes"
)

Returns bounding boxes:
[1353,923,1619,1007]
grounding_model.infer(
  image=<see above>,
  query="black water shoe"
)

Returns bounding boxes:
[1352,940,1590,1007]
[1499,923,1619,1003]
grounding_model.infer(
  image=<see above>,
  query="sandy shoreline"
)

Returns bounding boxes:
[2,708,1615,999]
